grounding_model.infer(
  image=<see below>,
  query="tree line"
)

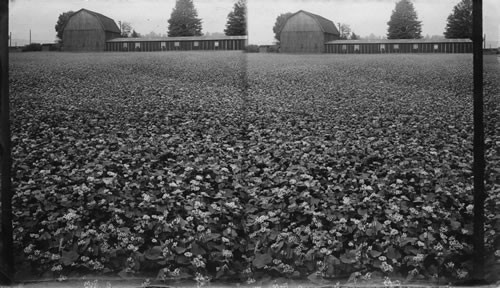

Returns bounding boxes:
[55,0,246,43]
[273,0,472,41]
[56,0,471,44]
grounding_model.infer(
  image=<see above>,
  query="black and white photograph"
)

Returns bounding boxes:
[1,0,499,287]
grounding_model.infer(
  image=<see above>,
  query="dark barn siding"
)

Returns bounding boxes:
[281,31,325,53]
[106,37,247,52]
[325,39,473,54]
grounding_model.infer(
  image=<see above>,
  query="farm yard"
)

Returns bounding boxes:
[7,51,500,285]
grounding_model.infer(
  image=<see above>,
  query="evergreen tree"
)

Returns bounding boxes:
[168,0,203,37]
[272,12,293,41]
[350,32,359,40]
[55,11,74,42]
[444,0,472,39]
[387,0,422,39]
[224,0,246,36]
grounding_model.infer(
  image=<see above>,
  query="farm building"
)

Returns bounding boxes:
[279,10,340,53]
[325,39,473,54]
[62,9,121,51]
[106,35,248,52]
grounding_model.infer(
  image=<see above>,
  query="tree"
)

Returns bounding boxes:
[350,32,359,40]
[387,0,422,39]
[55,11,74,42]
[143,31,166,38]
[206,32,225,37]
[338,23,352,40]
[168,0,203,37]
[118,21,132,37]
[272,12,292,41]
[131,30,140,38]
[444,0,472,39]
[224,0,246,36]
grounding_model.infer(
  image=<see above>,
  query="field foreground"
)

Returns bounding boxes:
[7,52,500,285]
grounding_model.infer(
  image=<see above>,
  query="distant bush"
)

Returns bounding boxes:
[244,44,259,53]
[267,46,279,53]
[49,43,62,51]
[22,43,42,52]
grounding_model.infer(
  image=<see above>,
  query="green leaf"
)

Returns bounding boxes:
[174,246,187,254]
[252,253,273,268]
[386,246,401,259]
[340,251,357,264]
[357,208,367,216]
[369,250,382,258]
[450,220,461,230]
[307,272,329,285]
[191,242,206,255]
[144,246,163,261]
[61,250,79,266]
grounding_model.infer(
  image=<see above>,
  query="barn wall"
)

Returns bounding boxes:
[63,11,106,51]
[105,39,247,52]
[280,12,325,53]
[63,30,105,51]
[324,33,339,42]
[281,31,325,53]
[325,42,473,54]
[105,31,120,41]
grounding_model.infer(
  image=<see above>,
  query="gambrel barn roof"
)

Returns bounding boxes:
[280,10,340,35]
[65,8,121,34]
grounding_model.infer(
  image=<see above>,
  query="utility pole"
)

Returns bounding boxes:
[29,29,31,44]
[472,0,486,283]
[0,0,14,284]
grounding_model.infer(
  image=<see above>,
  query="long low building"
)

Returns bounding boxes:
[106,35,248,52]
[325,38,472,54]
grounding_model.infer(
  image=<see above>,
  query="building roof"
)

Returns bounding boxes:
[107,35,248,42]
[68,9,121,34]
[281,10,340,36]
[326,38,472,44]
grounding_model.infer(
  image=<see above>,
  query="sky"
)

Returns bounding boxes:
[8,0,500,47]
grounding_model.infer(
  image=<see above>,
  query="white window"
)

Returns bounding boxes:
[214,41,219,47]
[174,42,180,47]
[413,44,418,49]
[380,44,385,50]
[434,44,439,50]
[342,44,347,50]
[161,42,166,48]
[354,44,360,51]
[394,44,399,49]
[135,42,140,49]
[194,41,199,47]
[123,43,128,48]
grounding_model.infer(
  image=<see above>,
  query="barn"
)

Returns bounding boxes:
[279,10,340,53]
[62,9,121,52]
[106,35,247,52]
[325,39,473,54]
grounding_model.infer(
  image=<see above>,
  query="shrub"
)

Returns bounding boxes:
[49,43,62,51]
[267,46,279,53]
[244,45,259,53]
[22,43,42,52]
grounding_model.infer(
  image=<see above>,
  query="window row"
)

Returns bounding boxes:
[341,43,441,51]
[121,41,220,49]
